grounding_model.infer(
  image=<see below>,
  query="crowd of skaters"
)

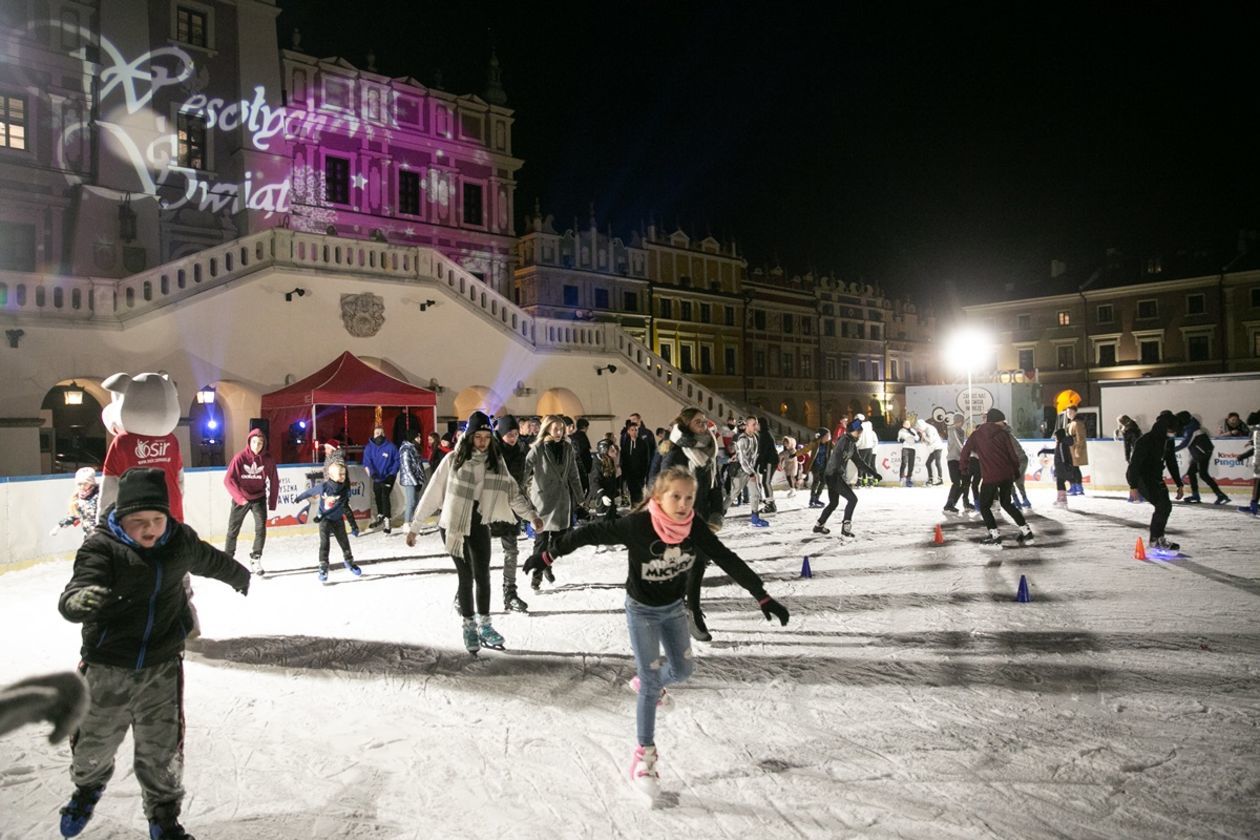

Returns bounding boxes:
[39,395,1260,829]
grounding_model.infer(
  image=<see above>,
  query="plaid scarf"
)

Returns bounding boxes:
[443,450,517,558]
[670,425,718,487]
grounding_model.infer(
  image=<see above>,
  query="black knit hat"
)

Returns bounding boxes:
[986,408,1006,423]
[114,467,170,518]
[495,414,520,435]
[466,411,494,435]
[816,427,830,439]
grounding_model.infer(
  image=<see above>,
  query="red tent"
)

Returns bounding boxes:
[260,351,437,464]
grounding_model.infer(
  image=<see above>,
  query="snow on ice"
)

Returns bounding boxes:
[1,487,1258,839]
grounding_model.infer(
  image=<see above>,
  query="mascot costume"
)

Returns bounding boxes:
[97,372,199,634]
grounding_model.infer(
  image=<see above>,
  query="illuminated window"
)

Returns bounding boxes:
[324,157,350,204]
[1186,293,1205,316]
[0,95,26,150]
[1056,345,1074,369]
[1096,303,1114,323]
[1057,310,1071,326]
[176,7,208,47]
[462,183,483,226]
[0,222,36,271]
[398,171,421,215]
[176,113,206,169]
[1136,299,1158,319]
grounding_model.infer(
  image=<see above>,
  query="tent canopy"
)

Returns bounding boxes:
[260,352,436,463]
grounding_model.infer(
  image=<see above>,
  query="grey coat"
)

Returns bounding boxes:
[525,439,583,531]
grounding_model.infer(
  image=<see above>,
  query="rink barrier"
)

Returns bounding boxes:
[2,439,1254,568]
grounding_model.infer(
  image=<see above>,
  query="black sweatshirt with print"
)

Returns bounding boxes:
[550,509,767,607]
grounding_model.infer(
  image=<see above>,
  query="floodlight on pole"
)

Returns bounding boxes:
[942,326,995,432]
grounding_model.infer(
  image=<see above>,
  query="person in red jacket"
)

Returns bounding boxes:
[960,408,1035,547]
[223,428,280,575]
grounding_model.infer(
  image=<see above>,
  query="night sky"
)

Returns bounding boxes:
[278,2,1260,301]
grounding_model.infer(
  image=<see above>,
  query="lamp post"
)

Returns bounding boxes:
[943,326,995,433]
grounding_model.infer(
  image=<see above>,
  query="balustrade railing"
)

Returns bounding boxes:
[0,229,812,438]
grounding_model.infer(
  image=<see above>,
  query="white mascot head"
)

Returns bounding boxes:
[100,372,181,438]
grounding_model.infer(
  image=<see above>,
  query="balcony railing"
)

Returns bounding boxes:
[0,229,813,440]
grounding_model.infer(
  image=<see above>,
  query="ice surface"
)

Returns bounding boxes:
[2,487,1258,839]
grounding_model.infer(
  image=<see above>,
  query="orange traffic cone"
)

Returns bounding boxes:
[933,524,945,545]
[1133,537,1146,561]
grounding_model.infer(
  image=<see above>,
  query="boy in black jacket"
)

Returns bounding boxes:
[57,467,250,840]
[294,460,361,583]
[1127,412,1184,551]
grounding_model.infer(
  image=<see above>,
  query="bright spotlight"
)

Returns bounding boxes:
[206,418,218,430]
[942,326,995,376]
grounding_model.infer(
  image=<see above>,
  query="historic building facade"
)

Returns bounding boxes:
[960,248,1260,409]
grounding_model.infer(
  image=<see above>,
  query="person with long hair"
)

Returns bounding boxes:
[524,414,584,592]
[660,408,725,641]
[524,467,789,801]
[407,411,543,654]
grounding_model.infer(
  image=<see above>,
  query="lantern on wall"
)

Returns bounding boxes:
[63,381,85,405]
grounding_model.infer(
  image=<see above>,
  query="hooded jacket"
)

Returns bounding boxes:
[59,508,250,669]
[661,424,724,525]
[1129,416,1180,487]
[362,434,400,480]
[223,428,280,508]
[946,424,966,461]
[858,421,879,450]
[959,421,1024,483]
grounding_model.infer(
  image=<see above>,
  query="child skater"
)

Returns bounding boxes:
[1039,428,1074,508]
[814,419,882,536]
[57,467,250,840]
[51,467,101,540]
[406,411,543,653]
[523,467,790,800]
[293,460,361,584]
[524,414,584,592]
[1238,410,1260,515]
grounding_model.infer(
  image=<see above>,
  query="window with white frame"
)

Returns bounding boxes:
[1136,298,1159,319]
[801,354,811,378]
[1095,339,1118,366]
[1017,347,1035,371]
[0,94,26,150]
[1056,344,1074,369]
[324,156,350,204]
[1016,313,1031,330]
[1186,293,1206,316]
[1181,327,1213,362]
[1133,329,1163,364]
[1096,303,1114,323]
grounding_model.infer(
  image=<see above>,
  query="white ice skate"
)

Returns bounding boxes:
[630,745,660,802]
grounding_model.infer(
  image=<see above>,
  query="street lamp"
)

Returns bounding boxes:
[196,385,216,405]
[942,326,995,432]
[63,381,84,406]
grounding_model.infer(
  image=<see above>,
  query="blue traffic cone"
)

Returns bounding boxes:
[1016,574,1031,603]
[800,556,813,578]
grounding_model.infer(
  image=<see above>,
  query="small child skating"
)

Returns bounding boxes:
[293,460,362,583]
[57,467,250,840]
[1038,429,1074,508]
[51,468,100,540]
[523,466,790,801]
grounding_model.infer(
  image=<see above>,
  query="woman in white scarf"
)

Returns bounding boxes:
[407,411,542,654]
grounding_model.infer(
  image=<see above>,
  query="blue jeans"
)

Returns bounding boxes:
[402,484,419,525]
[625,595,694,746]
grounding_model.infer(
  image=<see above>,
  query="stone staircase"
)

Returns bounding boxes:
[0,229,813,440]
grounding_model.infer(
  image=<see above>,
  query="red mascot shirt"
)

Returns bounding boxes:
[102,433,185,521]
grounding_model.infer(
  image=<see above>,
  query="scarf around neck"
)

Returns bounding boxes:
[647,498,694,544]
[443,450,488,558]
[669,425,717,484]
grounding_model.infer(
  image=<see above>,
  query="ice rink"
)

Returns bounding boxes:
[2,486,1258,839]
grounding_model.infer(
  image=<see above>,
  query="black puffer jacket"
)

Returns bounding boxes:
[59,508,250,669]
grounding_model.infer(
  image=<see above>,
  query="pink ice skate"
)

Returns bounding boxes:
[630,744,660,800]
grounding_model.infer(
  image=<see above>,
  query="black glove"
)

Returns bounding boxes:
[64,585,111,619]
[758,595,789,626]
[0,671,88,743]
[313,513,323,523]
[522,550,553,575]
[874,474,883,482]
